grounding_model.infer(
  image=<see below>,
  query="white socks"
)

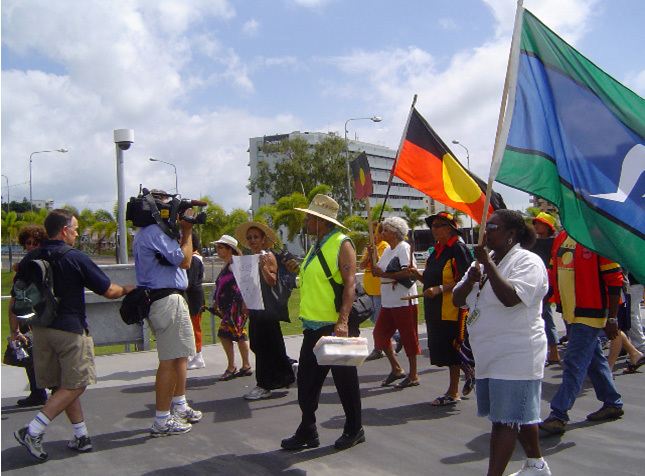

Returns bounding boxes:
[72,421,88,438]
[27,412,50,437]
[172,395,188,412]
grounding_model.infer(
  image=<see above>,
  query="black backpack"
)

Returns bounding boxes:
[11,244,73,327]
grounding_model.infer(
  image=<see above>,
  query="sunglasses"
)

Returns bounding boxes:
[25,240,35,245]
[431,223,449,230]
[485,223,504,231]
[247,234,262,240]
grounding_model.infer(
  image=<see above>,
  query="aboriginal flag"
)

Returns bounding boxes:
[393,108,505,223]
[351,152,373,200]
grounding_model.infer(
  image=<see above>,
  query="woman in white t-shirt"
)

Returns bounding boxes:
[371,217,420,389]
[453,210,550,476]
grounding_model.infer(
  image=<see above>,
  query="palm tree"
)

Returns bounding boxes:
[254,205,277,229]
[90,209,117,255]
[402,205,426,256]
[371,202,393,223]
[274,192,309,248]
[1,211,19,270]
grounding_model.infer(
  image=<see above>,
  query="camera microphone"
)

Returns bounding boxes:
[189,199,208,207]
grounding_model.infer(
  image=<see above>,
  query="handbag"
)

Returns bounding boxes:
[316,249,374,335]
[3,337,33,368]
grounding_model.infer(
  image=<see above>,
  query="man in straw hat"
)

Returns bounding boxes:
[280,194,365,451]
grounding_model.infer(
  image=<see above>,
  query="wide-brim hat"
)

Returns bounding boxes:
[235,221,277,249]
[210,234,242,256]
[532,212,556,232]
[295,194,347,230]
[425,211,463,236]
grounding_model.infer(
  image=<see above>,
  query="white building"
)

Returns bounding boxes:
[248,131,453,255]
[248,131,449,217]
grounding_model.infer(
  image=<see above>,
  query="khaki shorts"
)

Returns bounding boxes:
[147,294,196,361]
[32,326,96,389]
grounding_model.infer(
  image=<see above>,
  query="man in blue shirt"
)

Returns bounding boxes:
[133,198,202,437]
[14,209,134,461]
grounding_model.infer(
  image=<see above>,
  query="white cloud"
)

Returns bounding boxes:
[242,19,260,36]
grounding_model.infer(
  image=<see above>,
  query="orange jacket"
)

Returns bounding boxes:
[549,231,623,319]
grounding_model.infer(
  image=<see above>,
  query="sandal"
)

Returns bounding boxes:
[381,372,406,387]
[462,377,476,396]
[395,377,420,388]
[219,368,237,381]
[235,367,253,378]
[431,395,461,406]
[623,355,645,374]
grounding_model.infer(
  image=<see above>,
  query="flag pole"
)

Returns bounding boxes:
[378,94,418,222]
[478,0,524,245]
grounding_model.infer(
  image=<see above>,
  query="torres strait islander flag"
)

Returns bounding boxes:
[350,152,373,200]
[495,8,645,283]
[393,107,505,224]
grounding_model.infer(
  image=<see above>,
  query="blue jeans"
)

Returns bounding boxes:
[542,300,558,346]
[369,295,382,325]
[549,323,622,422]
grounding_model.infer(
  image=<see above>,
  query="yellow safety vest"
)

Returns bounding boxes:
[299,231,349,323]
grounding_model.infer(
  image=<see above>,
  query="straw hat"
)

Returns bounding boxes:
[235,221,277,249]
[295,194,347,229]
[425,211,463,236]
[532,212,556,233]
[210,234,242,256]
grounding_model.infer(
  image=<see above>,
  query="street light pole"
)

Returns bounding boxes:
[451,139,474,245]
[29,148,68,212]
[149,157,178,194]
[2,174,9,214]
[344,116,382,216]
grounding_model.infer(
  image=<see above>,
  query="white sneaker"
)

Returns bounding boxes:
[244,386,272,401]
[187,353,205,370]
[150,415,192,437]
[508,459,551,476]
[173,405,203,424]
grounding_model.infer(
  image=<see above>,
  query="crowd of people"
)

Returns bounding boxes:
[7,194,644,475]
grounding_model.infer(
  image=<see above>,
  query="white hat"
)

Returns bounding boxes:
[295,194,347,229]
[210,234,242,256]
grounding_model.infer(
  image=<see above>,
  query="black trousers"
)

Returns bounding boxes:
[248,314,295,391]
[296,325,362,437]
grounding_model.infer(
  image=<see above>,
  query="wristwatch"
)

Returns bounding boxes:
[607,317,618,324]
[438,285,444,293]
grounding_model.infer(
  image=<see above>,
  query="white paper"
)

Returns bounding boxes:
[230,254,264,310]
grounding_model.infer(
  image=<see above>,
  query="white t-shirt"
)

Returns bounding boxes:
[461,244,548,380]
[378,240,419,308]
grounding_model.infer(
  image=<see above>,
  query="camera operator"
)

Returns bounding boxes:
[132,190,202,437]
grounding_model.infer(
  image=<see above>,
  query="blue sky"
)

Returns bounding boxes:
[2,0,644,216]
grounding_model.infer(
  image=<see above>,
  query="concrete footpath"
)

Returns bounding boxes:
[2,326,644,475]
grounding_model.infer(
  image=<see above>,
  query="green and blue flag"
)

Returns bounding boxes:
[496,8,645,283]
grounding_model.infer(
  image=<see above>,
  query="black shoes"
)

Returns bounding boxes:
[17,393,48,408]
[281,432,320,450]
[334,428,366,450]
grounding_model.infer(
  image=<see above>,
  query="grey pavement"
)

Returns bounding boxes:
[2,325,644,476]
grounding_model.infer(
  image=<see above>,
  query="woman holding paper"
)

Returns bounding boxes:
[210,235,252,381]
[235,222,295,401]
[371,216,421,389]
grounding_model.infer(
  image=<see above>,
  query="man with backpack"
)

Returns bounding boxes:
[13,209,134,461]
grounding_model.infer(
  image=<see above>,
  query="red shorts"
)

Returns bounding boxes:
[373,305,420,357]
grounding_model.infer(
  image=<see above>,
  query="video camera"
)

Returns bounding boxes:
[126,187,207,240]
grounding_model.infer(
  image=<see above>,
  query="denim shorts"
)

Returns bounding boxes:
[476,378,542,425]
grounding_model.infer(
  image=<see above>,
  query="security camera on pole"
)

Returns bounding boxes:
[114,129,134,264]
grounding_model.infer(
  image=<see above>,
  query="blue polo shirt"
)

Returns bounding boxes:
[132,224,188,290]
[16,240,112,335]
